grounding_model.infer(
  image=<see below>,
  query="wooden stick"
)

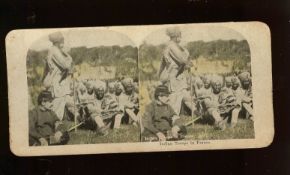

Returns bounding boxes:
[73,75,78,132]
[67,122,84,132]
[184,116,201,127]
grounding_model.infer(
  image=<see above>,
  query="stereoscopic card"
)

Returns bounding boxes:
[6,22,273,156]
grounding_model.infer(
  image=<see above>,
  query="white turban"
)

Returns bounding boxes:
[48,32,64,44]
[94,80,106,91]
[211,75,223,85]
[166,27,181,38]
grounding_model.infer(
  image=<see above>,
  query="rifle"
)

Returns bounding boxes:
[187,71,203,127]
[47,121,85,145]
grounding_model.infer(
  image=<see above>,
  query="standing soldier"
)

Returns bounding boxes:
[43,32,73,121]
[142,85,187,141]
[159,27,193,115]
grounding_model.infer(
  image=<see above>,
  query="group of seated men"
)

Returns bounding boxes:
[29,71,253,145]
[29,77,139,146]
[141,71,253,141]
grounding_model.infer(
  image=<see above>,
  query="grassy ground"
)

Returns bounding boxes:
[67,124,140,145]
[65,116,254,145]
[181,116,255,140]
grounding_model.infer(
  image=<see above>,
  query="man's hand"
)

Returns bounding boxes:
[54,131,63,143]
[156,132,166,141]
[125,103,134,109]
[39,138,48,146]
[172,115,180,125]
[171,126,180,139]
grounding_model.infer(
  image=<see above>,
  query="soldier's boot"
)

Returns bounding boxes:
[215,119,227,130]
[94,115,109,135]
[99,125,110,136]
[212,110,226,130]
[125,108,139,127]
[113,114,123,129]
[94,115,105,127]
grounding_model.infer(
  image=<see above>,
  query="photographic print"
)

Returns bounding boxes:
[6,22,274,156]
[139,25,254,142]
[26,29,140,146]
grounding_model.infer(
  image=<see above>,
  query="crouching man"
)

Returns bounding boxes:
[29,90,69,146]
[80,81,111,136]
[200,75,240,130]
[141,85,187,141]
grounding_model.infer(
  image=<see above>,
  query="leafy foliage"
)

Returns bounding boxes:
[139,40,251,80]
[27,45,138,105]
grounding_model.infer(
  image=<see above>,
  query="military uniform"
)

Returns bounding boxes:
[238,72,253,118]
[224,76,233,90]
[142,101,181,134]
[29,91,69,146]
[43,32,73,120]
[118,78,139,124]
[142,85,186,141]
[29,107,59,146]
[158,27,192,115]
[197,75,240,129]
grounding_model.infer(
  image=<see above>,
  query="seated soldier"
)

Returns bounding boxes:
[76,81,89,103]
[231,76,244,106]
[195,76,204,90]
[201,74,212,94]
[119,78,140,127]
[114,81,124,96]
[190,76,205,116]
[199,75,240,129]
[79,81,108,135]
[104,81,125,129]
[107,81,116,98]
[29,90,69,146]
[218,88,241,128]
[224,75,233,90]
[238,72,253,120]
[142,85,187,141]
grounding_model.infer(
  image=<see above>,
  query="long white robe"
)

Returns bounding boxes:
[43,46,72,120]
[159,41,190,114]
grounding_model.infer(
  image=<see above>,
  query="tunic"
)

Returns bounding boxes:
[159,41,189,92]
[118,92,139,112]
[43,46,73,120]
[43,46,72,98]
[29,107,59,145]
[142,101,179,134]
[159,41,190,114]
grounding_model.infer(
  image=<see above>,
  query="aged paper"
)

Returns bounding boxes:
[6,22,274,156]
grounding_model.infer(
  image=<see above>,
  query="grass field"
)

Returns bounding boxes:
[67,124,140,144]
[181,117,255,140]
[65,116,254,145]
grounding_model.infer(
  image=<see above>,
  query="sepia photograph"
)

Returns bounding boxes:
[6,22,273,156]
[139,25,254,142]
[26,29,140,146]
